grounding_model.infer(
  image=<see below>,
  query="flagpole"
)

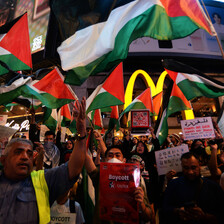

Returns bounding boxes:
[201,0,224,59]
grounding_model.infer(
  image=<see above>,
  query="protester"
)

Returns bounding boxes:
[50,186,85,224]
[84,144,155,224]
[162,152,224,224]
[61,139,75,163]
[0,97,87,224]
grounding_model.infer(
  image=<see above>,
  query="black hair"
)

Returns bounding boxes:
[44,130,55,138]
[212,12,221,19]
[191,139,204,150]
[181,152,196,161]
[135,141,148,156]
[105,145,124,157]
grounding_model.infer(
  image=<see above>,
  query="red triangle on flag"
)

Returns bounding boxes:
[102,63,124,103]
[0,13,32,68]
[33,68,76,100]
[137,88,154,113]
[61,104,72,120]
[171,83,191,108]
[153,91,163,115]
[110,106,119,119]
[93,109,103,129]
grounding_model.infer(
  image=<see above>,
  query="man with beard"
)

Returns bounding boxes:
[162,152,224,224]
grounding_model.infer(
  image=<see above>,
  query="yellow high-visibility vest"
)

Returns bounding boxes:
[31,170,50,224]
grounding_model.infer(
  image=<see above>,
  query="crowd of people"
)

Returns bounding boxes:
[0,97,224,224]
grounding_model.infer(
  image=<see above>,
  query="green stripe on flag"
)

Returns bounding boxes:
[65,5,201,85]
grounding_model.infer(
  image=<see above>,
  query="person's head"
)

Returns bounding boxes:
[65,140,74,150]
[132,137,138,145]
[136,141,148,154]
[140,135,148,143]
[130,155,145,171]
[105,145,126,163]
[1,138,34,181]
[191,139,204,150]
[170,133,180,146]
[44,131,55,142]
[184,140,193,150]
[181,152,200,181]
[112,136,119,145]
[213,12,221,24]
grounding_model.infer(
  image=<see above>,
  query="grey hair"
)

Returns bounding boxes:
[3,138,33,156]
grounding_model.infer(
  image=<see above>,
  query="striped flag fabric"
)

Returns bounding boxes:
[60,104,72,127]
[0,13,32,75]
[164,59,224,100]
[48,0,215,85]
[153,91,163,116]
[119,88,154,119]
[156,83,192,145]
[42,108,58,132]
[0,67,77,109]
[92,109,104,130]
[0,76,32,105]
[24,68,77,109]
[86,63,124,114]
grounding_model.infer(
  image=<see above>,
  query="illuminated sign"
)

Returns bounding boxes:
[5,119,30,131]
[124,70,195,120]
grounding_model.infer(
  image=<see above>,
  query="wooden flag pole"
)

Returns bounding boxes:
[201,0,224,59]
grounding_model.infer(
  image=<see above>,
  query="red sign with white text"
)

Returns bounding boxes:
[100,163,140,224]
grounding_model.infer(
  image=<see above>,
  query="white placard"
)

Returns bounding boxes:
[181,117,215,140]
[155,144,189,176]
[51,212,76,224]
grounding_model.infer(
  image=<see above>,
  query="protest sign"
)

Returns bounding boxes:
[181,117,215,140]
[131,109,151,135]
[155,144,189,176]
[51,212,76,224]
[100,162,140,224]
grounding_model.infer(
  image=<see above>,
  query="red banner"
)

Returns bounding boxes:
[100,162,140,223]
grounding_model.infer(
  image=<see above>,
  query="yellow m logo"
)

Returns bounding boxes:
[124,69,194,120]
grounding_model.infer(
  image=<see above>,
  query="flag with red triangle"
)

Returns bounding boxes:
[60,104,72,127]
[156,83,192,145]
[153,91,163,116]
[119,88,154,119]
[86,63,124,114]
[92,109,104,130]
[0,13,32,75]
[22,67,77,108]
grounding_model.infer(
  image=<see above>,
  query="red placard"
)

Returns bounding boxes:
[100,162,140,224]
[131,110,150,128]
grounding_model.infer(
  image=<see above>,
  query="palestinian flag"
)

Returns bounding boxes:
[60,104,72,127]
[22,67,77,109]
[48,0,215,85]
[164,59,224,100]
[92,109,104,130]
[86,63,124,114]
[119,88,154,119]
[153,91,163,116]
[0,76,32,105]
[0,13,32,75]
[82,165,95,224]
[109,106,120,132]
[43,108,58,132]
[156,83,192,145]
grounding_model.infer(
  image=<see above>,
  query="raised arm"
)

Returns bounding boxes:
[68,97,87,180]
